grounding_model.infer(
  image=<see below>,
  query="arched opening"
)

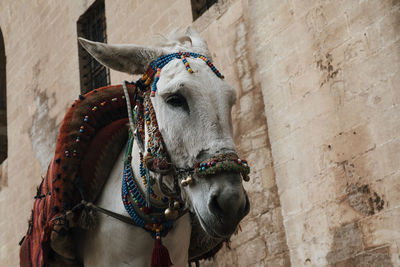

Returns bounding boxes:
[0,28,7,164]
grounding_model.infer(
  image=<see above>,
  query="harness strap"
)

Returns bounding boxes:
[53,200,188,228]
[81,201,139,226]
[122,81,136,135]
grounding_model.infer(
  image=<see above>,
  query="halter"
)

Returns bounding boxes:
[121,52,251,267]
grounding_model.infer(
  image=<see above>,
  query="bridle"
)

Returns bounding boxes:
[122,52,250,217]
[76,51,251,266]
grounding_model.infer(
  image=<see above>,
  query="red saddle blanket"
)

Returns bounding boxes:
[19,84,135,266]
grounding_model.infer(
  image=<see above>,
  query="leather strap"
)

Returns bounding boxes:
[79,200,188,227]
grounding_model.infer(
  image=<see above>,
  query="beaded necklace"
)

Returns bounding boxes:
[121,132,174,238]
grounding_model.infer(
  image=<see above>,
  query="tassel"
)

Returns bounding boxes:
[151,238,173,267]
[78,202,97,230]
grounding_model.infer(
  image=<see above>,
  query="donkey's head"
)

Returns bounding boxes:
[78,27,250,238]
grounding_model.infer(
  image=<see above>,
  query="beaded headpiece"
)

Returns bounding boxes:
[132,52,225,169]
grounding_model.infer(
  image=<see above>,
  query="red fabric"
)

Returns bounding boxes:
[19,84,136,267]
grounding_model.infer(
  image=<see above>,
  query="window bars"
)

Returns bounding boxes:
[191,0,218,21]
[77,0,110,94]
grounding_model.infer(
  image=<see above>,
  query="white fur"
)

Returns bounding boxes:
[76,27,249,266]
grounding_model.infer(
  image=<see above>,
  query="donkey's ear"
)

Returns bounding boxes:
[185,27,209,53]
[78,38,164,74]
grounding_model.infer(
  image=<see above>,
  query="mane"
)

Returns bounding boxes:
[152,28,212,59]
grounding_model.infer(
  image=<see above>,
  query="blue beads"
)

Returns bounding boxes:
[148,52,224,97]
[122,160,159,229]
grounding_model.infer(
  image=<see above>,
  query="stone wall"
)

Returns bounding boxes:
[0,1,86,264]
[249,0,400,266]
[196,1,289,266]
[0,0,399,266]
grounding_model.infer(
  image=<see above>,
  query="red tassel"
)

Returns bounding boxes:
[151,238,173,267]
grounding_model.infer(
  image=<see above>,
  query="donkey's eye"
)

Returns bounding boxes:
[165,94,189,111]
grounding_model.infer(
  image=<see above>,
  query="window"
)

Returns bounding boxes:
[0,28,7,164]
[191,0,218,21]
[77,0,110,94]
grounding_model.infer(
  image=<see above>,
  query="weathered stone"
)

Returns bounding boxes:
[237,237,267,266]
[265,231,288,256]
[334,246,393,267]
[0,159,7,191]
[230,218,259,248]
[326,222,364,264]
[265,252,291,267]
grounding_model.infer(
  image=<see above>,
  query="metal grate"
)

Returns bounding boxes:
[0,28,7,164]
[191,0,218,21]
[77,0,110,94]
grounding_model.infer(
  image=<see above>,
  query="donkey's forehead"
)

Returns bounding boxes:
[156,58,236,98]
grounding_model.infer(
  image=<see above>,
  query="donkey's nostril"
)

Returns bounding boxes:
[208,194,223,217]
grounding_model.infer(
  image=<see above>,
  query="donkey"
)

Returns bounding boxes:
[70,27,250,267]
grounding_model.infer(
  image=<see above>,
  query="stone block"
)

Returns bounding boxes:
[249,0,294,44]
[390,72,400,107]
[324,201,362,229]
[291,0,320,18]
[288,67,321,103]
[201,245,238,267]
[259,208,285,236]
[334,246,393,267]
[326,222,364,264]
[260,165,275,190]
[247,186,281,217]
[345,0,395,35]
[381,172,400,209]
[265,252,291,267]
[265,230,288,256]
[279,182,311,217]
[0,159,7,190]
[360,208,400,249]
[230,217,259,248]
[379,6,400,47]
[324,124,375,164]
[353,138,400,183]
[237,237,267,266]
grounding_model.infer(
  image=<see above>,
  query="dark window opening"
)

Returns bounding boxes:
[191,0,218,21]
[0,28,7,164]
[77,0,110,94]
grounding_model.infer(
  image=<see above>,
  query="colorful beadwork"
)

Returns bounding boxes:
[194,153,250,181]
[136,51,224,97]
[63,93,129,162]
[181,54,193,73]
[151,68,161,97]
[121,133,176,238]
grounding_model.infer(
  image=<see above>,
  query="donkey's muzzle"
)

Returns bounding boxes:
[206,172,250,237]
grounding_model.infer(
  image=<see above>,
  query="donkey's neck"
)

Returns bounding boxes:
[76,142,191,267]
